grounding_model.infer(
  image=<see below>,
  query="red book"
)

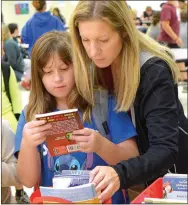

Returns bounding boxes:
[36,109,83,156]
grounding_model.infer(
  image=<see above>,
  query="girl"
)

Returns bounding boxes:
[15,31,139,204]
[69,1,187,202]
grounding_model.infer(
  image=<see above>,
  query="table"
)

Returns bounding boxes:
[170,48,188,62]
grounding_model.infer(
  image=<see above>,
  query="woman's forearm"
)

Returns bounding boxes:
[17,139,41,188]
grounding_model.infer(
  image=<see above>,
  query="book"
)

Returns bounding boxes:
[35,109,83,156]
[144,197,187,204]
[39,183,99,203]
[163,173,187,201]
[53,170,90,188]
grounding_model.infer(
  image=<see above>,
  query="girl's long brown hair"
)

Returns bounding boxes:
[26,31,90,122]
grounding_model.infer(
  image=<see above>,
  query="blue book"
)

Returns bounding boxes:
[53,170,90,188]
[163,174,187,201]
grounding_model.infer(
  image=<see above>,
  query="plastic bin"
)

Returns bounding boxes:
[30,189,112,204]
[131,178,163,204]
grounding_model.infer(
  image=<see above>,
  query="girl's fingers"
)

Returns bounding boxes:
[73,128,91,136]
[71,135,88,142]
[29,123,52,135]
[32,130,49,141]
[26,120,47,129]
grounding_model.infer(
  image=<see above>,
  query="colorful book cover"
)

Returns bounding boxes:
[36,109,83,156]
[40,183,97,203]
[163,174,187,201]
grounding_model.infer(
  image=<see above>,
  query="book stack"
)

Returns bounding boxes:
[143,174,187,204]
[39,170,100,204]
[163,173,187,201]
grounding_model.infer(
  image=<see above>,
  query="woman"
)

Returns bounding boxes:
[146,11,161,41]
[69,1,188,202]
[52,7,66,25]
[21,0,65,55]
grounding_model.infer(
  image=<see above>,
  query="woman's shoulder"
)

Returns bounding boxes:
[141,56,172,77]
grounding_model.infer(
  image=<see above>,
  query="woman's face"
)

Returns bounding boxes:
[78,19,123,68]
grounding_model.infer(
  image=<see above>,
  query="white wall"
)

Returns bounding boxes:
[2,1,78,33]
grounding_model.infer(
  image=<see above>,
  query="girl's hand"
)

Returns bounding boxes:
[72,128,103,153]
[22,120,52,148]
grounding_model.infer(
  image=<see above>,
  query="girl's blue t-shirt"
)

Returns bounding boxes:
[15,96,137,204]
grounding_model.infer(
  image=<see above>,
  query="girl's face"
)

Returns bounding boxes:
[42,52,75,102]
[79,19,123,68]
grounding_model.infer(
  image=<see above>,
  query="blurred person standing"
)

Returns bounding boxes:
[2,120,21,203]
[2,24,26,81]
[180,10,188,48]
[178,0,188,11]
[1,42,29,204]
[21,0,66,55]
[158,0,183,48]
[147,11,161,41]
[52,7,66,25]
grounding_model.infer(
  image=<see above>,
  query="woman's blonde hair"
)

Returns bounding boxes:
[26,31,90,122]
[2,24,10,41]
[70,1,179,112]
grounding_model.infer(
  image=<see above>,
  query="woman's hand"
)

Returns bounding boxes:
[72,128,103,153]
[89,166,120,202]
[22,120,52,148]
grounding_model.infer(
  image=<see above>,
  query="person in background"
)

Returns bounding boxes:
[180,10,187,48]
[1,42,29,204]
[160,3,166,9]
[8,23,29,59]
[2,24,26,82]
[8,23,19,43]
[179,10,188,83]
[131,9,148,33]
[69,1,187,202]
[178,0,188,11]
[147,11,161,41]
[2,120,22,203]
[142,6,153,21]
[52,7,66,25]
[21,0,66,55]
[131,9,143,26]
[158,0,183,48]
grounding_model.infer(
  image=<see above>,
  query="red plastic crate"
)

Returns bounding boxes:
[30,188,112,204]
[131,178,163,204]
